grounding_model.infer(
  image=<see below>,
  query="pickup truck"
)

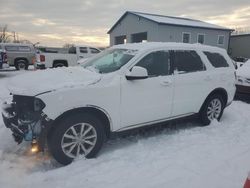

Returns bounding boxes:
[0,43,36,70]
[0,49,8,69]
[36,45,101,69]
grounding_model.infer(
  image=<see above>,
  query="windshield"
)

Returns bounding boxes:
[83,48,137,73]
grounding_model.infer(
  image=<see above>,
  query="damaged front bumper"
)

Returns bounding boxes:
[2,100,53,151]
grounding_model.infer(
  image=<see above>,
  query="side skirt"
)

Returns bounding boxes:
[114,113,196,133]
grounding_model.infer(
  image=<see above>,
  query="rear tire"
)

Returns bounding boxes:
[48,113,105,165]
[199,94,225,126]
[15,60,28,70]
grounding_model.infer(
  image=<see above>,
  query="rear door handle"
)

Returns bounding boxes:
[204,76,212,81]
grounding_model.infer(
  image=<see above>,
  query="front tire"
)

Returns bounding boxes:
[200,94,225,126]
[48,113,106,165]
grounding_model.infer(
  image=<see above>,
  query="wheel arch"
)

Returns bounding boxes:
[199,88,228,112]
[48,106,112,138]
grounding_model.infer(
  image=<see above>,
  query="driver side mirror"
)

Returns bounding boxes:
[126,66,148,80]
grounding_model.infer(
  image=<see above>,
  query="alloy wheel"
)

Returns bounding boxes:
[61,123,97,158]
[207,98,222,121]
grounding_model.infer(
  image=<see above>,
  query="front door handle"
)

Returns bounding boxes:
[161,79,172,86]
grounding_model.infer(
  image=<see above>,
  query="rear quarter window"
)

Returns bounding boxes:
[19,46,31,52]
[5,45,31,52]
[203,51,229,68]
[5,46,19,51]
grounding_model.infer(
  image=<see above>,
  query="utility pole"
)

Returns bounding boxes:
[13,31,16,42]
[16,32,19,42]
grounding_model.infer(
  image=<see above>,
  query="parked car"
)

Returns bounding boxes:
[233,57,248,68]
[0,49,8,69]
[236,59,250,94]
[0,43,36,70]
[35,45,101,69]
[2,42,236,165]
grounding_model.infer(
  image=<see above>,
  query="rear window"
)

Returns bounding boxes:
[203,52,229,68]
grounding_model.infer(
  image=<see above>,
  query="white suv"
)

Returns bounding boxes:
[2,42,236,165]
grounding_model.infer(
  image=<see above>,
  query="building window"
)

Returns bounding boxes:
[218,35,225,45]
[197,34,205,44]
[182,33,191,43]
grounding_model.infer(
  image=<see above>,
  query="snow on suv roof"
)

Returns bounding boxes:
[112,42,226,53]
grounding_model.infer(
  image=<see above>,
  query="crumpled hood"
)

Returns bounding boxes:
[8,67,102,96]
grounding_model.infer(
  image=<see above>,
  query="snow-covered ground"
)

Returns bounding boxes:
[0,69,250,188]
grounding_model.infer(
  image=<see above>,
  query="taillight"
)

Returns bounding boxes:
[40,55,45,62]
[3,53,7,63]
[32,57,36,64]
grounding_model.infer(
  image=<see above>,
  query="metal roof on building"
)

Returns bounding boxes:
[108,11,233,34]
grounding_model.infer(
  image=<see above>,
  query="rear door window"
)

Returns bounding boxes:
[203,52,229,68]
[173,50,205,73]
[80,47,88,53]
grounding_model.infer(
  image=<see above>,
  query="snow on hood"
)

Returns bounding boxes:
[237,60,250,78]
[8,67,101,96]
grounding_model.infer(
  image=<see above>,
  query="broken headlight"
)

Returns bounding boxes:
[34,98,45,112]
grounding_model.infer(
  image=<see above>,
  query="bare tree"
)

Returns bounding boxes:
[0,25,9,42]
[0,25,15,43]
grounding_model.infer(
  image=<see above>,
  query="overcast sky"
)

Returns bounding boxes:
[0,0,249,47]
